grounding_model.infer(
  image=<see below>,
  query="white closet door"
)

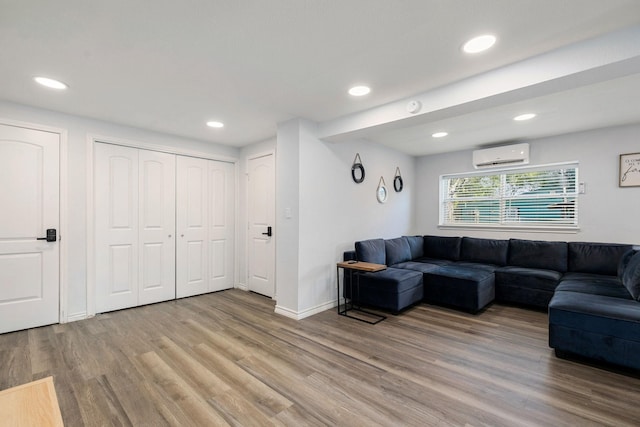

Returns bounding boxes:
[176,156,209,298]
[95,144,139,312]
[138,149,176,305]
[209,161,235,292]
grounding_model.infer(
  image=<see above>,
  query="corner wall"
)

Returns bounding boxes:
[414,123,640,244]
[275,119,416,318]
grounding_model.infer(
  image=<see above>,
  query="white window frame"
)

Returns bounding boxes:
[439,161,580,232]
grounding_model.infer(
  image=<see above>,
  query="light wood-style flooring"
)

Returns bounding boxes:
[1,289,639,426]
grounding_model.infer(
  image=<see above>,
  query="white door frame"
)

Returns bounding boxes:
[0,117,68,323]
[245,150,276,299]
[86,134,238,317]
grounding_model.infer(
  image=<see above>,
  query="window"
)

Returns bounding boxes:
[440,162,578,229]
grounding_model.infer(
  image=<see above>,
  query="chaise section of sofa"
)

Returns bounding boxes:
[548,249,640,370]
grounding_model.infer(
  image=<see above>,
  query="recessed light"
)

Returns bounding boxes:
[34,76,68,90]
[462,35,496,54]
[432,132,448,138]
[348,85,370,96]
[513,113,536,121]
[206,121,224,128]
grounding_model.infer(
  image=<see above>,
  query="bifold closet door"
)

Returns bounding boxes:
[176,157,235,298]
[138,149,176,305]
[95,144,176,313]
[176,156,208,297]
[208,160,235,292]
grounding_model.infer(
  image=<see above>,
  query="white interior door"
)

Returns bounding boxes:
[247,154,275,297]
[95,144,139,312]
[0,124,60,334]
[176,156,209,298]
[138,149,176,305]
[208,161,235,292]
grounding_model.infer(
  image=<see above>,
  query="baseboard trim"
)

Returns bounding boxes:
[235,282,248,291]
[274,299,336,320]
[66,312,89,323]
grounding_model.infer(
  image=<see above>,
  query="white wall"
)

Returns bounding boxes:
[275,119,416,318]
[0,100,239,321]
[414,123,640,244]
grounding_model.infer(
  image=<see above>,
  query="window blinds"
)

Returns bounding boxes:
[441,163,578,228]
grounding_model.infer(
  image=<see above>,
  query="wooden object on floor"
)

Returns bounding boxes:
[0,376,63,427]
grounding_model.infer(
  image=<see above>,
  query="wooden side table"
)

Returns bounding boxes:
[336,261,387,324]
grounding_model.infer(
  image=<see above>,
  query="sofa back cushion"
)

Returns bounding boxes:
[403,235,424,259]
[618,249,639,278]
[355,238,386,265]
[423,235,461,261]
[460,237,508,266]
[508,239,568,272]
[568,242,633,275]
[622,251,640,300]
[385,237,412,266]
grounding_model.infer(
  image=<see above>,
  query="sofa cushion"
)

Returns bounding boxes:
[423,265,495,313]
[495,266,562,292]
[351,268,424,312]
[460,237,508,266]
[568,242,632,276]
[555,280,632,299]
[403,235,424,260]
[355,238,385,265]
[393,261,441,274]
[619,249,639,278]
[385,237,412,266]
[622,251,640,300]
[415,257,453,266]
[423,235,461,261]
[356,268,423,293]
[561,272,622,285]
[454,262,498,272]
[508,239,567,272]
[549,291,640,342]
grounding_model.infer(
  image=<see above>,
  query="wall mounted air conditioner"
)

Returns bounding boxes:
[472,143,530,169]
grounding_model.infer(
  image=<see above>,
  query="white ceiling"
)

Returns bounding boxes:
[1,1,640,155]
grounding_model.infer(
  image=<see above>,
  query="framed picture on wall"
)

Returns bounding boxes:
[619,152,640,187]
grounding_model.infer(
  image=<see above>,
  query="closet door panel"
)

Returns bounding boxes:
[209,161,235,292]
[176,156,209,297]
[138,149,176,305]
[95,143,139,312]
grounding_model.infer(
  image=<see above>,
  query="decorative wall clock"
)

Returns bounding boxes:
[351,153,365,184]
[393,167,403,192]
[377,176,388,203]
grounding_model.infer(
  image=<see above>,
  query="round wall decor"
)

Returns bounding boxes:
[351,153,365,183]
[377,176,388,203]
[393,167,403,192]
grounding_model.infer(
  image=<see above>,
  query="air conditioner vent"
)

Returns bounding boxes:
[472,143,530,169]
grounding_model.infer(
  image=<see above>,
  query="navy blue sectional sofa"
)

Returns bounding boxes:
[343,235,640,371]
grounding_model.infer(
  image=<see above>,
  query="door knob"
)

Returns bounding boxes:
[37,229,57,242]
[262,226,272,237]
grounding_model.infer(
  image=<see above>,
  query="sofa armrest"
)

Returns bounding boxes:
[343,250,356,261]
